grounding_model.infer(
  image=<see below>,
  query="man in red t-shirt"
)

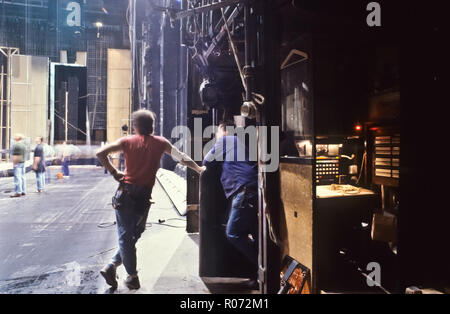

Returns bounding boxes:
[96,109,204,290]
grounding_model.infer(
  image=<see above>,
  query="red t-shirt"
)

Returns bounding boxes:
[120,135,167,191]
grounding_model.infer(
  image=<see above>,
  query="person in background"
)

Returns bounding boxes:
[118,151,125,171]
[33,137,46,193]
[61,141,71,177]
[10,134,27,198]
[96,109,205,290]
[202,121,259,290]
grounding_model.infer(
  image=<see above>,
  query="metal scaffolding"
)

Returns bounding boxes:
[0,46,19,161]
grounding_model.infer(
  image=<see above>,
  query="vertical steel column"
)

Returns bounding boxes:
[65,91,68,142]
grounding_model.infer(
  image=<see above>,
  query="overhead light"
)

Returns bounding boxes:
[102,7,108,14]
[95,22,103,38]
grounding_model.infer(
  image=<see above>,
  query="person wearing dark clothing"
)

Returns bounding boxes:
[202,123,259,288]
[33,137,46,192]
[61,141,71,177]
[96,109,205,290]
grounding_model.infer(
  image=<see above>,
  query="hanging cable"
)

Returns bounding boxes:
[220,7,247,96]
[356,152,367,185]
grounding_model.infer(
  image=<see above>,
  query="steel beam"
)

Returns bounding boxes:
[203,4,243,59]
[174,0,248,20]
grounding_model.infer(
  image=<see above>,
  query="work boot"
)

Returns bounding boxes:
[100,263,118,288]
[124,274,140,290]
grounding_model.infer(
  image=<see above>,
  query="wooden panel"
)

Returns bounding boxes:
[11,55,48,142]
[107,49,131,143]
[279,162,313,283]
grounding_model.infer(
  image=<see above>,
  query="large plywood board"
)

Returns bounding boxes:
[107,49,131,143]
[279,162,314,282]
[10,55,49,142]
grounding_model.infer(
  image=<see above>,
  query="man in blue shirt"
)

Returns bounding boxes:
[203,121,258,288]
[32,137,46,192]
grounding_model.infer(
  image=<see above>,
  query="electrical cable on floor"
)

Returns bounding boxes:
[86,247,117,259]
[97,221,116,228]
[97,218,186,229]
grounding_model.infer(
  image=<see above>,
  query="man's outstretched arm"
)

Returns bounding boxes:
[163,139,205,174]
[96,139,124,181]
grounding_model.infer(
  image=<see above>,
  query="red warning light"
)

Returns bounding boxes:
[355,124,362,131]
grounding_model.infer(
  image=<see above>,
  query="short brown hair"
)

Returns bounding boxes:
[132,109,155,135]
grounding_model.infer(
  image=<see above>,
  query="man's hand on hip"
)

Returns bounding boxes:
[112,170,125,182]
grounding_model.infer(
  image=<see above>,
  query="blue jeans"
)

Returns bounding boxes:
[36,171,45,191]
[62,159,70,176]
[225,188,258,270]
[112,192,150,276]
[14,163,26,194]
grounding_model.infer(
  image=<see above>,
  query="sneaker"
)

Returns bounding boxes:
[21,193,26,196]
[124,274,140,290]
[100,263,118,288]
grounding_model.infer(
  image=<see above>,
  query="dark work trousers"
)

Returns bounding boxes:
[225,187,259,279]
[111,183,151,276]
[62,158,70,176]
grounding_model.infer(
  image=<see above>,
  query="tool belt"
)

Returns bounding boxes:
[112,181,151,211]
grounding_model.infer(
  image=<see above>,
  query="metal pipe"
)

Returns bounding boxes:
[180,0,187,46]
[201,0,206,37]
[65,91,68,142]
[204,4,243,59]
[131,0,137,110]
[175,0,248,19]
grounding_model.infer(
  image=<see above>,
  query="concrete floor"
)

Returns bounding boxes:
[0,166,256,294]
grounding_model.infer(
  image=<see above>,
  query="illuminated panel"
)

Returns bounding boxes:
[373,134,400,184]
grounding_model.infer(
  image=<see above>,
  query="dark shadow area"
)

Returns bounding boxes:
[200,277,258,294]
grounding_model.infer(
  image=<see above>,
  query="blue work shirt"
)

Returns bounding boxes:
[203,135,258,199]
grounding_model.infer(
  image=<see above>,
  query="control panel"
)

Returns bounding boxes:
[373,134,400,186]
[316,158,340,185]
